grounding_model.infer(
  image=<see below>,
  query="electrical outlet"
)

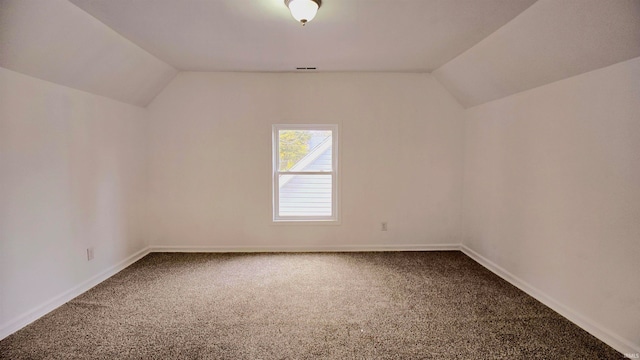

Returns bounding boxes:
[87,247,94,261]
[381,222,388,231]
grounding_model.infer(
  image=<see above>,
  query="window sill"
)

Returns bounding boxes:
[272,219,341,226]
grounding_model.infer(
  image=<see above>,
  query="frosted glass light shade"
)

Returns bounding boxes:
[286,0,319,25]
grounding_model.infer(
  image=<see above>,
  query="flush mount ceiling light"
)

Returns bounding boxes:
[284,0,321,26]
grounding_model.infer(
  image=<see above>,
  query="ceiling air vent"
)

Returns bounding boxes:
[296,67,317,70]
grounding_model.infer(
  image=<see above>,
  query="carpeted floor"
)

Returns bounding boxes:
[0,252,624,359]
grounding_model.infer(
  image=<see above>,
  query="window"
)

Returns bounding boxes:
[272,124,338,222]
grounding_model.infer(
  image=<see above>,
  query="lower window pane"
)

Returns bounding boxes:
[278,174,332,217]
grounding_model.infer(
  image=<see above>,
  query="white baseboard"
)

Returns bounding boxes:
[460,244,639,356]
[0,246,151,341]
[0,244,455,340]
[5,243,635,357]
[149,244,461,253]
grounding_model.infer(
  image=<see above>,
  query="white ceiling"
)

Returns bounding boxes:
[68,0,537,72]
[1,0,639,107]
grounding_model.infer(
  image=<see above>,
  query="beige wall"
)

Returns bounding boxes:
[146,72,465,250]
[0,67,149,335]
[462,57,640,352]
[2,57,638,354]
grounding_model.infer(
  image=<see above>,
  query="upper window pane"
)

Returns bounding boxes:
[278,130,332,172]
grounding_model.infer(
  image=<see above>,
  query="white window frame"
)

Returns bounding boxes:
[272,124,339,223]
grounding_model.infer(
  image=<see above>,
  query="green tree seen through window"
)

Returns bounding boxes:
[279,130,312,171]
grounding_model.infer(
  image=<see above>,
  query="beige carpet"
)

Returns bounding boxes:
[0,252,624,359]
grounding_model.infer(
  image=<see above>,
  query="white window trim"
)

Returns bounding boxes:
[272,124,339,223]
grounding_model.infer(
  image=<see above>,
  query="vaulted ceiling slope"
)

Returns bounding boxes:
[433,0,640,108]
[0,0,177,107]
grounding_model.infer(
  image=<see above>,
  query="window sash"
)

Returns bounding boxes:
[273,124,338,222]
